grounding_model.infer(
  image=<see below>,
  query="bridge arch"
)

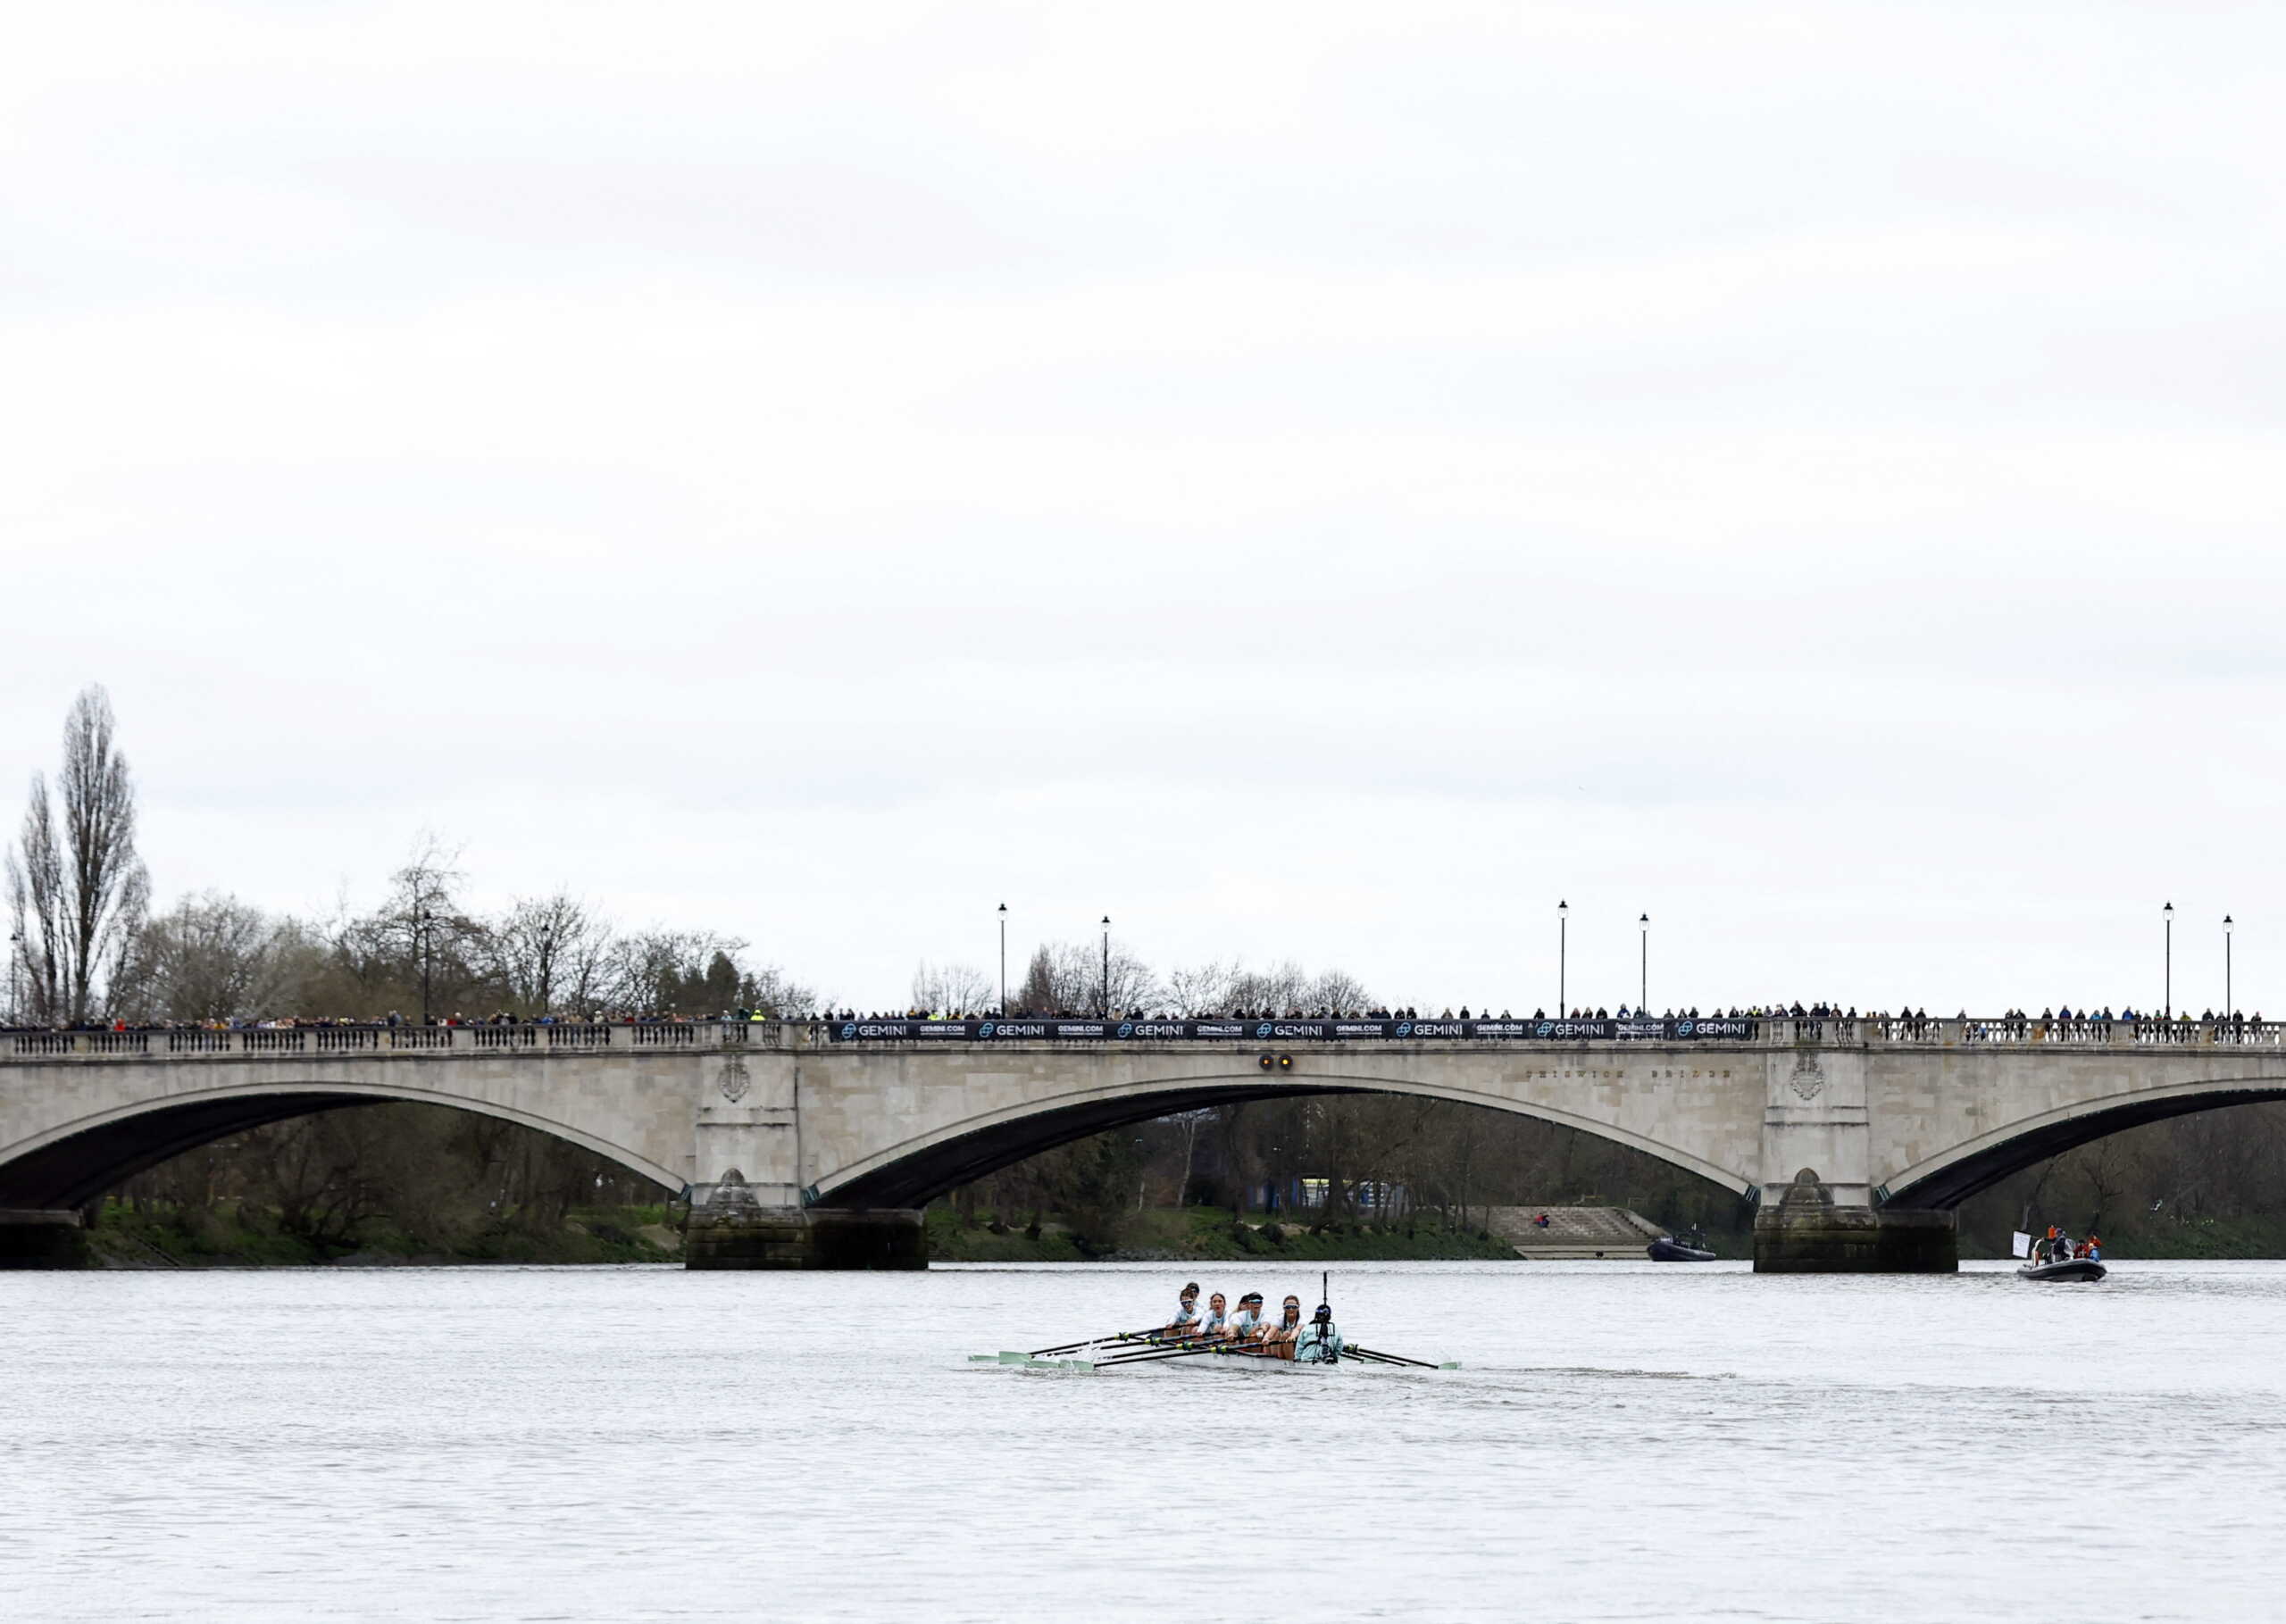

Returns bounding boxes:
[816,1067,1755,1208]
[1882,1073,2286,1209]
[0,1080,684,1211]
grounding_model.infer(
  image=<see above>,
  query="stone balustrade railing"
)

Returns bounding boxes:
[5,1015,2284,1060]
[1,1021,770,1059]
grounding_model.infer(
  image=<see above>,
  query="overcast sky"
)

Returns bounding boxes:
[5,4,2283,1014]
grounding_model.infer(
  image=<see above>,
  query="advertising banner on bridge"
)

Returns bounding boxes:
[826,1017,1758,1043]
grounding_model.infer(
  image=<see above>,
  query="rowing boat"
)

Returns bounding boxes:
[973,1343,1454,1379]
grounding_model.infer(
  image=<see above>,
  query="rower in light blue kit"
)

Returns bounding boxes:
[1295,1302,1343,1364]
[1222,1291,1264,1341]
[1164,1282,1203,1336]
[1194,1291,1228,1340]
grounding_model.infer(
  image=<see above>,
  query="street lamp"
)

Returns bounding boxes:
[998,903,1008,1014]
[1557,901,1569,1016]
[1639,913,1649,1011]
[1100,916,1112,1019]
[2163,901,2173,1020]
[2224,915,2234,1015]
[419,909,434,1025]
[6,929,21,1027]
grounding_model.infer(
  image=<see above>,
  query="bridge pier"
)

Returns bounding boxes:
[681,1173,924,1270]
[1755,1045,1956,1272]
[0,1209,88,1270]
[1751,1174,1956,1272]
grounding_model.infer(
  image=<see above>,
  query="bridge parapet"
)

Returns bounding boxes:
[3,1021,784,1062]
[11,1016,2286,1064]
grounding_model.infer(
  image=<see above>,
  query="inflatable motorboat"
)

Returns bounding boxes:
[2017,1257,2107,1283]
[1648,1233,1716,1262]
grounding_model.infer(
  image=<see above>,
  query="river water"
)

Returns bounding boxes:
[5,1259,2284,1622]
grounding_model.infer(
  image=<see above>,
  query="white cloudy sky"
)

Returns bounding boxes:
[5,3,2283,1014]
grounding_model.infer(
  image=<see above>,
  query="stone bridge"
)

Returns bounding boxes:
[4,1015,2282,1270]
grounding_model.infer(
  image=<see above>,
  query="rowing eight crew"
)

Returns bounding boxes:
[1163,1282,1345,1364]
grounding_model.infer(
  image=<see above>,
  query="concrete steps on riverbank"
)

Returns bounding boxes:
[1483,1206,1664,1259]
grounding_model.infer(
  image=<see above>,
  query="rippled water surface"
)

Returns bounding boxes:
[6,1260,2286,1622]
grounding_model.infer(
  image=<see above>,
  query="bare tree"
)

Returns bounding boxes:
[5,686,148,1024]
[1307,969,1372,1014]
[6,776,65,1022]
[120,891,296,1021]
[911,960,993,1014]
[1165,961,1235,1016]
[1008,940,1162,1015]
[331,837,493,1020]
[488,892,613,1013]
[738,962,815,1018]
[604,928,749,1013]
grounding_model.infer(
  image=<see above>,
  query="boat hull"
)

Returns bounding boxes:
[1647,1239,1717,1262]
[2016,1259,2107,1282]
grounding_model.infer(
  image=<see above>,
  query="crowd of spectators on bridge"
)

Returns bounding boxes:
[8,1003,2273,1040]
[0,1009,795,1034]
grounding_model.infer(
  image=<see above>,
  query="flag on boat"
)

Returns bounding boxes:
[2011,1231,2032,1259]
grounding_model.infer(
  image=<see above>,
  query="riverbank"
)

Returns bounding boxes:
[926,1205,1521,1262]
[81,1199,2286,1267]
[80,1200,682,1267]
[1960,1212,2286,1261]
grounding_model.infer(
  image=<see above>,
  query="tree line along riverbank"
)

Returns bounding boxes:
[71,1193,2286,1267]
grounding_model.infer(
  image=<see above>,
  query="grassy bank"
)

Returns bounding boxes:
[82,1199,683,1267]
[927,1204,1519,1262]
[1960,1212,2286,1261]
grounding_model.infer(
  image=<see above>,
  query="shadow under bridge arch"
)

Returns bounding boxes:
[0,1082,685,1211]
[814,1070,1755,1209]
[1881,1075,2286,1210]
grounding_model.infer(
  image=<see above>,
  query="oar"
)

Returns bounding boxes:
[1097,1339,1284,1369]
[1341,1344,1439,1369]
[1030,1328,1161,1357]
[1094,1334,1246,1362]
[1098,1346,1281,1370]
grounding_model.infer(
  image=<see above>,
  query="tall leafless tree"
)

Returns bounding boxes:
[6,686,147,1024]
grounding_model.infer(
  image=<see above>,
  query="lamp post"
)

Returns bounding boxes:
[419,909,434,1025]
[2163,901,2173,1020]
[6,929,21,1027]
[1100,916,1112,1019]
[997,903,1008,1013]
[1557,901,1568,1016]
[2224,915,2234,1014]
[1639,913,1649,1011]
